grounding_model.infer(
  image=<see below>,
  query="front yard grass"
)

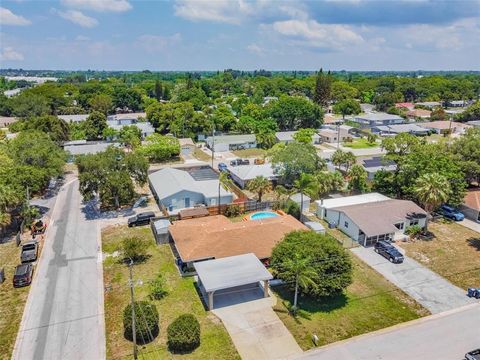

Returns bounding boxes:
[343,138,378,149]
[232,148,266,158]
[102,225,239,360]
[193,147,211,162]
[399,221,480,290]
[272,254,429,350]
[0,240,30,359]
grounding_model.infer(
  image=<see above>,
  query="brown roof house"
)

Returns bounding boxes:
[323,197,427,246]
[421,121,472,135]
[461,189,480,222]
[169,214,307,270]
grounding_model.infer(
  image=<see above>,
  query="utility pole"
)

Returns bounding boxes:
[336,124,341,149]
[128,260,138,360]
[211,125,215,168]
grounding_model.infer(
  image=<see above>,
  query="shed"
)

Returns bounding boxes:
[194,253,273,310]
[304,221,326,234]
[152,219,170,244]
[290,193,311,213]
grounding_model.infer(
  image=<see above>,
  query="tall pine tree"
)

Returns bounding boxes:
[154,80,163,101]
[313,68,332,107]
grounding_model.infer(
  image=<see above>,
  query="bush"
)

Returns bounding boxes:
[123,301,159,344]
[284,200,300,219]
[167,314,200,353]
[149,273,168,300]
[122,236,148,262]
[224,204,241,217]
[405,224,422,238]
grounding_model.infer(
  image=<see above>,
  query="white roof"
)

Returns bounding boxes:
[153,219,170,234]
[194,253,273,293]
[304,221,325,232]
[64,142,119,155]
[356,113,404,121]
[58,114,89,122]
[149,167,232,200]
[316,193,390,209]
[290,193,311,202]
[108,112,146,120]
[275,131,320,142]
[205,134,256,145]
[375,124,429,133]
[228,164,276,181]
[107,120,155,134]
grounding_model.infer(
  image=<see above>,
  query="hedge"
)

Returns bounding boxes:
[123,301,159,344]
[167,314,200,353]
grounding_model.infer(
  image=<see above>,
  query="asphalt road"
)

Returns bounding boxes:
[12,177,106,360]
[296,303,480,360]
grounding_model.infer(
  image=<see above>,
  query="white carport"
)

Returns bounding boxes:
[194,253,273,310]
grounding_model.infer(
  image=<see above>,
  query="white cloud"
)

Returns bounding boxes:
[75,35,90,41]
[136,33,182,52]
[174,0,255,24]
[271,19,364,49]
[247,43,265,55]
[0,7,30,26]
[1,47,24,61]
[61,0,132,12]
[56,9,98,28]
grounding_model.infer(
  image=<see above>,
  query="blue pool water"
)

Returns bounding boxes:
[250,211,279,220]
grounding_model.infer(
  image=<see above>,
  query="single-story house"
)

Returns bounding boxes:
[205,134,257,152]
[178,138,196,156]
[415,101,442,109]
[58,114,89,123]
[320,196,427,246]
[372,124,430,136]
[318,125,353,143]
[467,120,480,128]
[353,113,405,128]
[0,116,18,127]
[406,109,431,120]
[361,157,397,180]
[289,193,311,212]
[227,164,277,189]
[316,192,390,219]
[194,253,272,310]
[323,114,343,125]
[149,166,234,213]
[461,189,480,222]
[63,140,119,160]
[4,88,22,97]
[107,113,154,139]
[395,102,414,110]
[275,131,320,145]
[448,100,470,108]
[420,121,472,135]
[169,214,307,269]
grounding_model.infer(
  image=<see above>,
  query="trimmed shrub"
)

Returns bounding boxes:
[224,204,241,218]
[123,301,159,344]
[122,236,148,262]
[167,314,200,353]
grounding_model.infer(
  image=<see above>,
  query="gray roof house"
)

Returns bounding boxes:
[360,157,397,180]
[467,120,480,128]
[63,140,120,160]
[227,164,277,189]
[58,114,89,123]
[205,134,256,152]
[372,123,430,136]
[275,131,320,144]
[149,167,234,214]
[353,113,405,127]
[106,114,154,139]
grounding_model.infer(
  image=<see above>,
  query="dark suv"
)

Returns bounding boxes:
[21,241,38,263]
[13,263,34,287]
[374,241,404,263]
[465,349,480,360]
[230,159,250,166]
[128,212,155,227]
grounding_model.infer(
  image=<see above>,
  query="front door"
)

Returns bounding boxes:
[185,197,190,208]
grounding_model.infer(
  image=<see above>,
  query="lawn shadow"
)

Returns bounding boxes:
[467,237,480,251]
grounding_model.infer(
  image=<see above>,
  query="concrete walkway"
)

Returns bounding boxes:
[213,292,302,360]
[351,246,475,314]
[459,218,480,233]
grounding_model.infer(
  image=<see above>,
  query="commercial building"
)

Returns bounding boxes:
[205,134,257,152]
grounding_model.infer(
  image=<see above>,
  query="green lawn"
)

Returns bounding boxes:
[232,148,266,158]
[102,225,239,360]
[193,147,212,162]
[343,138,378,149]
[272,255,429,350]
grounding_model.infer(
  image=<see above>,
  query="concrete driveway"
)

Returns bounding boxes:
[213,291,302,360]
[459,218,480,233]
[351,246,475,314]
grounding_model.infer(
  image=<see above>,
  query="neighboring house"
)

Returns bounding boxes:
[461,189,480,222]
[415,101,442,108]
[323,114,343,125]
[318,194,427,246]
[467,120,480,128]
[275,131,320,145]
[289,193,311,212]
[360,157,397,180]
[448,100,470,108]
[316,192,390,219]
[205,134,256,152]
[0,116,18,127]
[227,164,277,189]
[372,124,430,136]
[406,109,431,120]
[178,138,196,156]
[63,140,119,160]
[148,166,234,213]
[4,88,22,97]
[168,214,307,268]
[353,113,405,127]
[395,102,415,110]
[58,114,89,123]
[420,121,472,135]
[318,125,353,143]
[107,113,154,139]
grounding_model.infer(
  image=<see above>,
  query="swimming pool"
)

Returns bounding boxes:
[249,211,280,220]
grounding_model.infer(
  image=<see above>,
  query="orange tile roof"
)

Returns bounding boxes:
[169,214,308,262]
[464,190,480,211]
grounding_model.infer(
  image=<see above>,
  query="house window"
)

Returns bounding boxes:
[324,209,328,217]
[344,221,349,228]
[394,222,404,230]
[410,220,419,226]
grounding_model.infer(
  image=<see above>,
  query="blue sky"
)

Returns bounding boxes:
[1,0,479,71]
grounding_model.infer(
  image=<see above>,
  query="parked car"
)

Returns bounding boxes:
[21,241,38,263]
[240,159,250,165]
[127,212,155,227]
[440,204,464,221]
[218,162,228,172]
[465,349,480,360]
[374,241,404,263]
[230,159,250,166]
[13,263,34,287]
[467,288,480,299]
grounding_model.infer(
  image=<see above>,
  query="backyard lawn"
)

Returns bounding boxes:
[343,138,379,149]
[102,225,239,360]
[272,254,428,350]
[232,148,266,158]
[399,221,480,290]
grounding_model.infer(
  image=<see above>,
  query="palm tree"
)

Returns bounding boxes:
[293,173,316,215]
[347,164,368,194]
[279,254,317,314]
[247,176,271,202]
[313,171,345,199]
[413,173,451,214]
[273,185,293,202]
[218,172,234,214]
